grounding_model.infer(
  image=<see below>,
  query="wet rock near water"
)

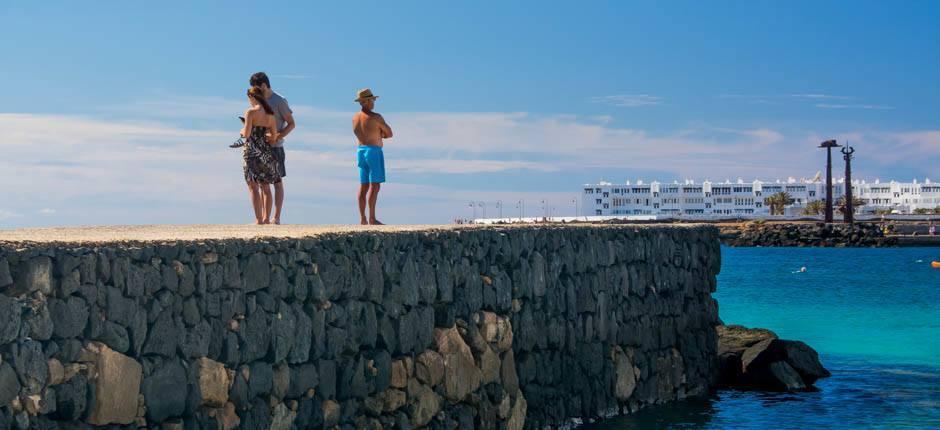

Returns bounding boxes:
[0,225,721,428]
[717,324,830,392]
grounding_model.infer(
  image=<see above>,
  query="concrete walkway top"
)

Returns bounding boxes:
[0,223,698,245]
[0,224,468,244]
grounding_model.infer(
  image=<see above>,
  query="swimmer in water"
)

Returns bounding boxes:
[792,267,807,274]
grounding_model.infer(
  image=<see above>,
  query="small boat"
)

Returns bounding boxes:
[932,261,940,269]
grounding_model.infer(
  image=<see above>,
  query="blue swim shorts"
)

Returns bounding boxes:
[357,146,386,184]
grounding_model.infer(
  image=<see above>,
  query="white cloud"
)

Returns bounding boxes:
[0,210,20,221]
[789,94,854,100]
[2,95,937,227]
[38,208,56,215]
[815,103,895,110]
[588,95,662,107]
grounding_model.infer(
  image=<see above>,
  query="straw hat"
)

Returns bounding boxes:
[355,88,378,102]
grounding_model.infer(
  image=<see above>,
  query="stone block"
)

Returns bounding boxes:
[53,373,87,421]
[506,393,527,430]
[0,295,22,344]
[479,346,501,385]
[142,311,182,357]
[415,350,444,387]
[273,363,290,400]
[500,349,519,394]
[243,253,270,292]
[196,357,229,408]
[408,381,441,428]
[9,340,47,395]
[24,300,53,341]
[287,363,319,399]
[322,399,341,428]
[12,256,53,296]
[0,257,12,287]
[434,326,481,402]
[142,359,188,422]
[0,362,20,406]
[389,359,409,389]
[86,342,142,425]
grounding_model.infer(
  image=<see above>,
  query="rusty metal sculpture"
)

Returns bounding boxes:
[819,139,842,223]
[842,145,855,224]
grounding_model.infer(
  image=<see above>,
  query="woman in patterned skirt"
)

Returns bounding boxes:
[242,86,280,224]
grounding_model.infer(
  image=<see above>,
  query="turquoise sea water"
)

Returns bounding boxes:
[593,246,940,429]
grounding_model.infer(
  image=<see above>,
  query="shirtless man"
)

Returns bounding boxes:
[353,88,393,225]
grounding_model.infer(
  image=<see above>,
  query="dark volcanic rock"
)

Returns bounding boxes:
[143,311,183,357]
[288,364,319,399]
[0,362,20,406]
[722,222,891,247]
[143,360,188,422]
[48,296,89,339]
[53,374,88,421]
[768,361,806,391]
[781,340,831,384]
[0,295,22,344]
[9,340,48,394]
[717,324,829,392]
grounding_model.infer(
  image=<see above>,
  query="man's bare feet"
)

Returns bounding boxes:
[369,219,384,225]
[360,218,369,225]
[273,218,281,225]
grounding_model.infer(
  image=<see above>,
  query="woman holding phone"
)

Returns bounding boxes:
[241,86,280,224]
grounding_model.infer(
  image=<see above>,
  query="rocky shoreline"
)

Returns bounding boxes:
[716,325,830,392]
[719,222,897,247]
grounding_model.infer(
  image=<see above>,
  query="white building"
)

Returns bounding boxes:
[581,178,940,218]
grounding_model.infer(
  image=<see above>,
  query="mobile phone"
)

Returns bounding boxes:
[239,116,245,123]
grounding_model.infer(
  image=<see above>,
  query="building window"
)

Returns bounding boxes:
[595,199,602,204]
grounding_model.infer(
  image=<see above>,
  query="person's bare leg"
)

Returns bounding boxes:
[260,183,273,224]
[273,181,284,225]
[368,183,383,225]
[358,183,370,225]
[247,182,264,224]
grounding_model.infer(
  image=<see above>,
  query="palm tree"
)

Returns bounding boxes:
[802,200,826,216]
[763,192,794,216]
[835,196,866,214]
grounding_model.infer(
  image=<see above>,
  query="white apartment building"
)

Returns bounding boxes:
[582,178,940,218]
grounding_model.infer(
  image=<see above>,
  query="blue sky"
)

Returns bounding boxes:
[1,1,938,226]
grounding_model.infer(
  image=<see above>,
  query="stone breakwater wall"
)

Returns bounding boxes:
[0,226,720,429]
[720,222,896,247]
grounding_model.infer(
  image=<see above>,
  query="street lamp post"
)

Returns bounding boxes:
[468,202,477,220]
[516,200,525,221]
[496,200,503,219]
[478,202,486,219]
[842,145,855,224]
[571,197,579,219]
[819,139,842,223]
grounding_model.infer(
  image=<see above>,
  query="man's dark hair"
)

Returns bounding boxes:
[250,72,271,88]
